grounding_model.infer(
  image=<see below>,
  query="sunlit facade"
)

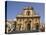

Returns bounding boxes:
[6,7,41,33]
[16,7,40,31]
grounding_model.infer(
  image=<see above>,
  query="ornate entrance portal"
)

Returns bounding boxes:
[27,21,31,31]
[27,23,30,31]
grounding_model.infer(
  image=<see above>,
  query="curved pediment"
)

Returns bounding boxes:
[16,6,40,17]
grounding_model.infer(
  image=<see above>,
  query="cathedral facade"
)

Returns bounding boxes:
[15,7,40,32]
[6,7,40,33]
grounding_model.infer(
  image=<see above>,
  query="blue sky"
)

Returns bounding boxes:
[7,1,45,23]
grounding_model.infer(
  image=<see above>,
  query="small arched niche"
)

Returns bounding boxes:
[26,10,30,16]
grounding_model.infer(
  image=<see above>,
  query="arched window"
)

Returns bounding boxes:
[26,10,30,16]
[36,23,39,31]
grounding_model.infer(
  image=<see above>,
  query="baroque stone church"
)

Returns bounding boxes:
[15,6,40,31]
[6,6,40,33]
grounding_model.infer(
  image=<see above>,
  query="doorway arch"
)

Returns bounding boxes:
[27,21,31,31]
[27,23,30,31]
